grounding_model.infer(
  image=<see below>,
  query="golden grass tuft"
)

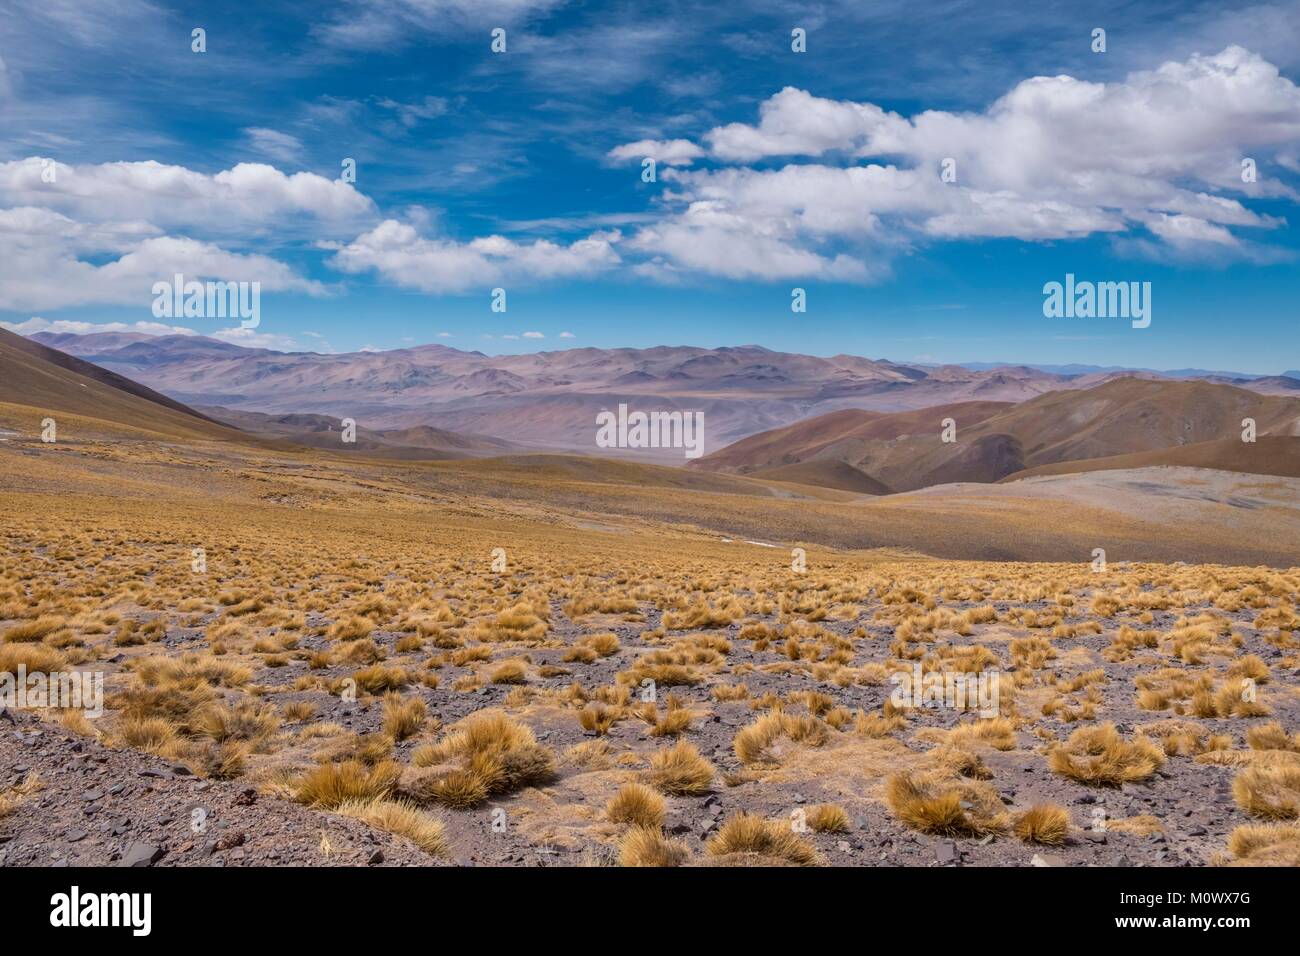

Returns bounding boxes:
[403,709,554,809]
[807,803,851,833]
[645,740,714,796]
[295,760,401,810]
[1048,723,1165,786]
[618,826,689,867]
[884,770,1008,836]
[381,693,427,741]
[335,797,448,856]
[606,782,667,828]
[1232,764,1300,819]
[1013,804,1071,845]
[1225,822,1300,866]
[705,812,820,866]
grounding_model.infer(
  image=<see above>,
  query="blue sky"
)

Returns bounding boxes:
[1,0,1298,372]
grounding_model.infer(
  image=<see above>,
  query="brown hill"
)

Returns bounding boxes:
[1001,435,1300,482]
[695,378,1300,491]
[750,459,895,495]
[198,407,517,460]
[0,328,245,442]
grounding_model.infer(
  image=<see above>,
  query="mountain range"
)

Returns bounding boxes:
[25,330,1300,462]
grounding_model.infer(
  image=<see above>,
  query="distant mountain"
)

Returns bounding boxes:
[959,361,1281,380]
[198,406,519,460]
[693,377,1300,491]
[12,332,1143,459]
[23,330,1298,460]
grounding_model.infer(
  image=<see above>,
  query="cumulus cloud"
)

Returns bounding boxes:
[0,206,325,311]
[209,326,302,350]
[624,46,1300,276]
[329,219,621,292]
[0,157,359,311]
[607,138,705,166]
[0,158,375,235]
[0,317,198,336]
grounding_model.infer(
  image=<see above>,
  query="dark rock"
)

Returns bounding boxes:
[118,842,164,868]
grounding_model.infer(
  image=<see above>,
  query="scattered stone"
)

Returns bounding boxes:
[118,842,164,868]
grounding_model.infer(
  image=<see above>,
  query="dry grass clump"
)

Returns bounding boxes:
[885,770,1008,836]
[1232,764,1300,819]
[472,602,548,642]
[705,813,820,866]
[335,797,448,856]
[282,700,316,722]
[1247,721,1300,753]
[562,632,620,663]
[645,701,693,737]
[578,702,623,735]
[1,615,66,643]
[1225,822,1300,866]
[116,716,181,756]
[350,665,409,694]
[1013,804,1071,845]
[489,659,528,684]
[295,760,401,809]
[0,773,44,818]
[1048,723,1164,786]
[328,616,373,641]
[402,709,554,809]
[193,701,281,746]
[0,642,67,676]
[606,782,666,828]
[733,711,830,765]
[381,693,426,741]
[618,826,689,867]
[807,803,851,833]
[644,740,714,796]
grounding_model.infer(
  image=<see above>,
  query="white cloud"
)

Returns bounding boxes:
[624,46,1300,275]
[329,219,621,292]
[245,128,305,165]
[706,87,891,162]
[0,317,198,336]
[319,0,564,49]
[377,95,450,126]
[607,138,705,166]
[0,206,325,310]
[558,330,574,338]
[0,157,356,311]
[522,331,544,338]
[209,326,300,350]
[0,158,375,235]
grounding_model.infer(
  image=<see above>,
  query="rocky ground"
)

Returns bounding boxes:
[0,708,437,867]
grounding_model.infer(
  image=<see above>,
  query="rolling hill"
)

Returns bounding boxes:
[0,327,245,442]
[694,377,1300,491]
